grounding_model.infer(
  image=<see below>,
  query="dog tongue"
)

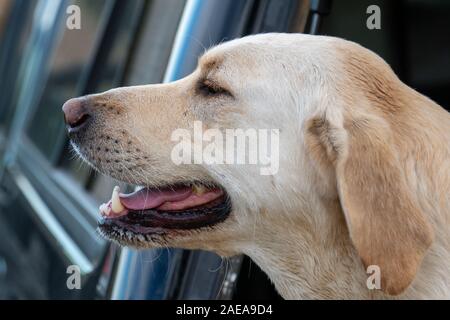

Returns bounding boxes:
[119,187,192,210]
[100,185,224,219]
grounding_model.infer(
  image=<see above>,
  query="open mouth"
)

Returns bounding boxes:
[98,183,231,239]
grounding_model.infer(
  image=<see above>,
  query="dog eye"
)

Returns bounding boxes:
[198,80,230,97]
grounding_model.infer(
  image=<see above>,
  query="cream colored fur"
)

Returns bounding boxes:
[72,34,450,299]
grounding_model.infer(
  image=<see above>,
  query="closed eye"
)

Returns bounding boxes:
[197,79,232,97]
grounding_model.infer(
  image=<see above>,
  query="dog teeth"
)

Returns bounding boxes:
[111,186,125,213]
[192,184,206,195]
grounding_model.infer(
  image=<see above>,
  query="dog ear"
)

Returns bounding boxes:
[305,111,433,295]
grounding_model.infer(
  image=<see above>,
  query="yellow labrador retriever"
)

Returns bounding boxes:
[62,33,450,299]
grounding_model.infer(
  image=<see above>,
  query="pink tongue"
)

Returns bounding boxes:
[119,187,192,210]
[118,187,224,212]
[157,189,223,210]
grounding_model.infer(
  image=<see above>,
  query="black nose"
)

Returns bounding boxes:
[62,97,90,130]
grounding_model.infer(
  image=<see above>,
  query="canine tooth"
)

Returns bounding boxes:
[192,184,206,195]
[111,186,125,213]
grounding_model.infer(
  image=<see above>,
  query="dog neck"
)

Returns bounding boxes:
[241,201,374,299]
[240,174,450,299]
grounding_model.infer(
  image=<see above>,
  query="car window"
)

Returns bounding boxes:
[26,0,108,166]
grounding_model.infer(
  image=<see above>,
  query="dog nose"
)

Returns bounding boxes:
[62,97,90,129]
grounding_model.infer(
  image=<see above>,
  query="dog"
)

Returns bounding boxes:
[62,33,450,299]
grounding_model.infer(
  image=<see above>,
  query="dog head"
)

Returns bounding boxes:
[63,33,434,296]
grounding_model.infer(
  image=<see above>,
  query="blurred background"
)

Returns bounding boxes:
[0,0,448,299]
